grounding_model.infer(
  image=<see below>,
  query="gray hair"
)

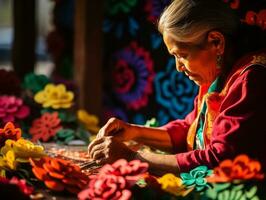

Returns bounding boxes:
[158,0,239,44]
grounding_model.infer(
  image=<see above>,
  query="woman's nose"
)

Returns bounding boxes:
[175,59,186,72]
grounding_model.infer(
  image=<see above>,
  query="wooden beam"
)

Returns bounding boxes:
[12,0,36,77]
[74,0,103,123]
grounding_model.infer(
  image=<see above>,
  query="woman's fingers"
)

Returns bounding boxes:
[96,118,122,138]
[87,137,105,154]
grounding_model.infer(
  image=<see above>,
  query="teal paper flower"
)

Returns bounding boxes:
[106,0,138,15]
[54,128,75,144]
[23,73,50,94]
[180,165,213,191]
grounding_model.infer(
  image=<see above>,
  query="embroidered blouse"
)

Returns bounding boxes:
[162,51,266,172]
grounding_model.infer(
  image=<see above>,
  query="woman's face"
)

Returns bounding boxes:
[163,32,220,86]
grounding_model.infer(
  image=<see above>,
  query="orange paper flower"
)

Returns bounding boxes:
[207,154,264,183]
[30,157,89,194]
[29,112,62,142]
[0,122,21,148]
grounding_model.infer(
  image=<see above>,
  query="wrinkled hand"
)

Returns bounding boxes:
[88,136,135,165]
[96,117,134,142]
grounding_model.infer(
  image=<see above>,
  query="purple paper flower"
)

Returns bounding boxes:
[0,95,30,124]
[144,0,171,23]
[111,42,155,110]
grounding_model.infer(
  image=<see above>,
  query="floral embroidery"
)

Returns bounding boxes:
[29,112,62,142]
[251,55,266,65]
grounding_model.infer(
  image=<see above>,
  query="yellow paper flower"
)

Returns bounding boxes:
[158,173,191,197]
[34,84,74,109]
[1,138,46,162]
[77,109,100,133]
[0,150,17,171]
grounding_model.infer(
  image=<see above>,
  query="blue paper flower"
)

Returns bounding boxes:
[154,58,198,119]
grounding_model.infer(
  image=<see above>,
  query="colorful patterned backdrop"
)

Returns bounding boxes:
[102,0,266,126]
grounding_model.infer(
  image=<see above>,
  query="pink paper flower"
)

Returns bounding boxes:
[78,159,148,200]
[0,95,30,124]
[0,176,34,196]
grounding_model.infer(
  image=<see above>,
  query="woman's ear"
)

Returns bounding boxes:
[207,31,225,55]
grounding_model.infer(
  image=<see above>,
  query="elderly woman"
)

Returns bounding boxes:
[88,0,266,174]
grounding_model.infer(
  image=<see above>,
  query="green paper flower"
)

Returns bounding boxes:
[54,128,75,144]
[23,73,50,93]
[205,183,260,200]
[144,118,159,127]
[180,165,213,191]
[106,0,138,15]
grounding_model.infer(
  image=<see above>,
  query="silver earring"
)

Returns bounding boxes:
[216,54,222,69]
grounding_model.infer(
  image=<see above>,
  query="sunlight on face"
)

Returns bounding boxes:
[163,32,220,86]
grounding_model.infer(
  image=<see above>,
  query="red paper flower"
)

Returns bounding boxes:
[0,69,21,96]
[0,95,30,124]
[29,112,62,142]
[78,159,148,200]
[207,154,264,183]
[0,176,34,196]
[0,122,21,147]
[30,156,89,194]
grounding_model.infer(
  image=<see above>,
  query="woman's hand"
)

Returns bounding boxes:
[96,117,136,142]
[88,136,135,164]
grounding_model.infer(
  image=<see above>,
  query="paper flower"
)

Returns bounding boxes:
[29,112,62,142]
[0,176,34,196]
[77,110,100,133]
[144,117,159,127]
[30,157,89,194]
[0,69,21,96]
[158,173,191,197]
[34,83,74,109]
[207,155,264,183]
[106,0,138,15]
[111,42,154,110]
[54,128,75,144]
[1,138,45,163]
[144,0,171,23]
[180,165,213,192]
[0,95,30,124]
[154,58,198,119]
[0,150,17,171]
[23,73,50,94]
[78,159,148,200]
[0,122,21,148]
